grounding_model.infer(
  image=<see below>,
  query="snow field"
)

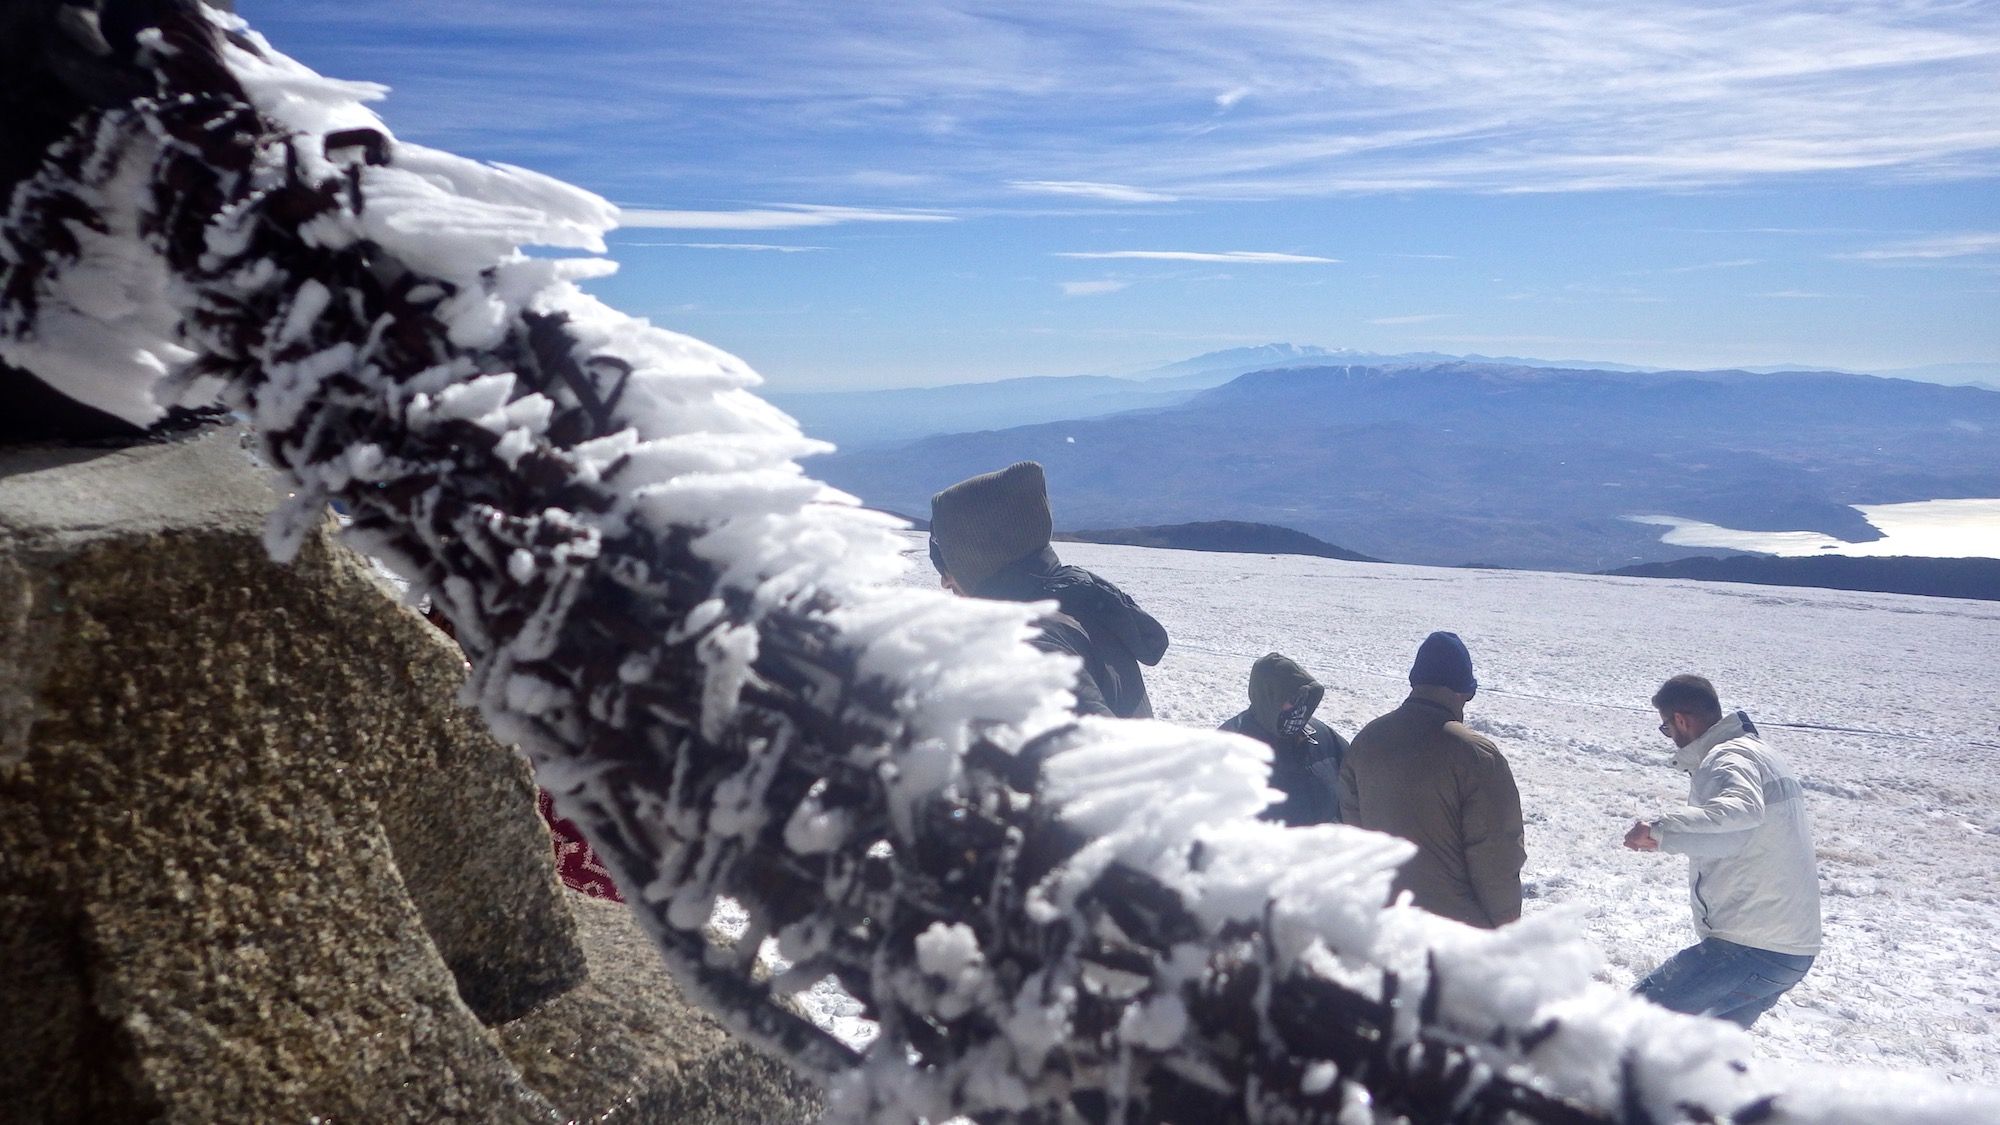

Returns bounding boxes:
[883,532,2000,1086]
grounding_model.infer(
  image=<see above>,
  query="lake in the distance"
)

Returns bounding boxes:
[1628,499,2000,558]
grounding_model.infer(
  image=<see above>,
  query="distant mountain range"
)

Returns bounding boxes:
[771,374,1197,452]
[1742,361,2000,390]
[1109,343,1660,380]
[773,345,2000,452]
[809,358,2000,572]
[1058,520,1381,562]
[770,346,1332,451]
[771,344,1678,451]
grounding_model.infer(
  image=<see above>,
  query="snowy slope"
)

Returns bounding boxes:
[885,531,2000,1085]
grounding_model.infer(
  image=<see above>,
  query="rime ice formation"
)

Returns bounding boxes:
[2,4,1995,1123]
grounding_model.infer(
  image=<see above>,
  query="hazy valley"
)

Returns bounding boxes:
[798,350,2000,573]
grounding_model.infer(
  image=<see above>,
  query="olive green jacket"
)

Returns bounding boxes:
[1337,685,1525,928]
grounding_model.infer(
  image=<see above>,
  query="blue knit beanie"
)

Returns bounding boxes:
[1409,631,1477,697]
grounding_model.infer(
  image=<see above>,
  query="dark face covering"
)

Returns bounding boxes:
[1275,684,1318,739]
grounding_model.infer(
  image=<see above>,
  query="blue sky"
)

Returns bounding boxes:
[236,1,1999,391]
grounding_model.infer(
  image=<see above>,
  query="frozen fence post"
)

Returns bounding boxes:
[5,3,1997,1123]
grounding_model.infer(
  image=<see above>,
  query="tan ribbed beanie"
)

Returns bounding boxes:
[929,461,1053,591]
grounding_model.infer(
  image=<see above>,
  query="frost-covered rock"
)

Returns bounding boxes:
[0,424,814,1122]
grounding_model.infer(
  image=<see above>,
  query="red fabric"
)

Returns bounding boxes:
[537,790,624,901]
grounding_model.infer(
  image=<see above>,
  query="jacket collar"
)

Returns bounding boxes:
[1406,683,1466,721]
[1673,710,1756,772]
[970,546,1062,600]
[975,548,1171,668]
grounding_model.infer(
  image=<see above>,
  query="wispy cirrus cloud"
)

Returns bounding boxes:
[619,242,829,252]
[1493,283,1665,304]
[1369,313,1454,325]
[616,204,955,230]
[1009,180,1178,203]
[1055,250,1338,264]
[1430,333,1668,350]
[1060,280,1131,297]
[1655,258,1763,274]
[1835,232,2000,261]
[247,0,2000,200]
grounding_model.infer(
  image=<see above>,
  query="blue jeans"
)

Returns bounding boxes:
[1634,937,1815,1028]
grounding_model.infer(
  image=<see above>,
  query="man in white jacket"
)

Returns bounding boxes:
[1623,674,1822,1028]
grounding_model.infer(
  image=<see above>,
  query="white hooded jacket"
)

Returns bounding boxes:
[1652,711,1822,956]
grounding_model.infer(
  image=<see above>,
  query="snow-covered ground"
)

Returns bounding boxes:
[876,531,2000,1087]
[1630,497,2000,558]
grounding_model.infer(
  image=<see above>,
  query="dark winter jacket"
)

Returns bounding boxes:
[1219,712,1347,825]
[1337,685,1525,928]
[1217,652,1347,825]
[974,547,1169,719]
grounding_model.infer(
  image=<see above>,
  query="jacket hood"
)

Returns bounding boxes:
[1674,710,1759,772]
[929,461,1053,592]
[1249,652,1322,733]
[976,547,1169,666]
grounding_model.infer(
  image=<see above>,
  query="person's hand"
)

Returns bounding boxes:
[1623,821,1659,851]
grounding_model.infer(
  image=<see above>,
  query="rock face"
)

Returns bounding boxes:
[0,426,819,1123]
[498,895,822,1124]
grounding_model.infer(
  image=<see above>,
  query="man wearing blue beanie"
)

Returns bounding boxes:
[1338,632,1525,928]
[1408,631,1478,697]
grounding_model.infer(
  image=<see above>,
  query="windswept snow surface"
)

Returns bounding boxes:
[877,531,2000,1086]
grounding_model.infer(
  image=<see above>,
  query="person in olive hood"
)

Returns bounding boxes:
[1219,653,1348,826]
[930,461,1168,719]
[1338,631,1525,929]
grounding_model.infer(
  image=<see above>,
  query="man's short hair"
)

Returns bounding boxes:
[1652,674,1721,721]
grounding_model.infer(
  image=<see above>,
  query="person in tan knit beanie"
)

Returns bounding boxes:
[930,462,1167,718]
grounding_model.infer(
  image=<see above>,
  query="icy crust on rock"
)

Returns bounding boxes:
[2,9,1993,1124]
